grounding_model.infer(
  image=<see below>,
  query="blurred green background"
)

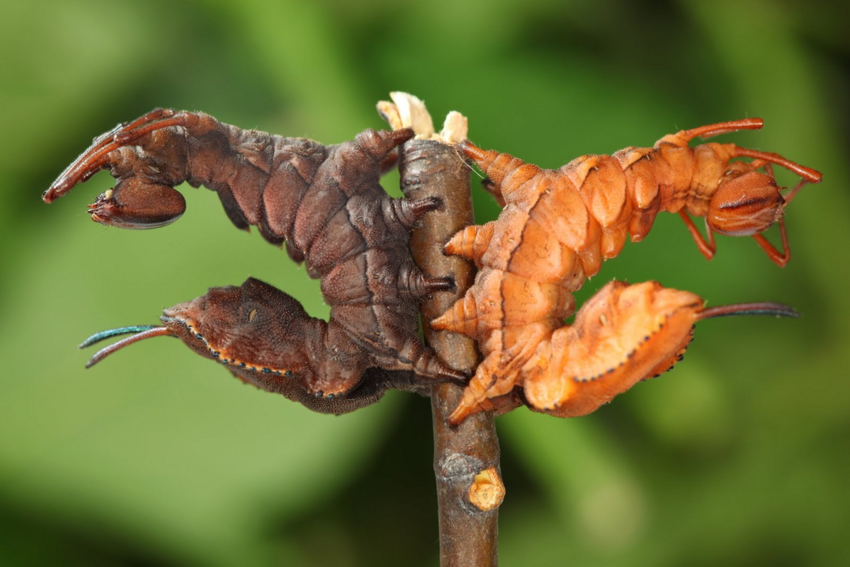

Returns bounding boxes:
[2,0,848,565]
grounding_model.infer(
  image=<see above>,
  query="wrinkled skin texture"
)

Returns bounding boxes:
[435,120,820,423]
[160,278,429,414]
[45,110,464,407]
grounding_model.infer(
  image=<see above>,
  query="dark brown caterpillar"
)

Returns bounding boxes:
[79,278,433,414]
[44,109,465,406]
[435,119,820,424]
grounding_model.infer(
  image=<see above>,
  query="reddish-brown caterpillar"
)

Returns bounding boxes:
[78,278,435,413]
[44,109,465,412]
[435,119,821,424]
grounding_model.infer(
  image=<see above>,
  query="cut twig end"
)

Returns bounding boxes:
[468,467,506,512]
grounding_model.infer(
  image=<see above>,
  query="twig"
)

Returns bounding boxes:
[379,92,504,565]
[399,138,503,566]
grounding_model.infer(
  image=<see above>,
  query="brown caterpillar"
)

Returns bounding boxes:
[44,109,465,410]
[78,278,434,414]
[434,119,821,424]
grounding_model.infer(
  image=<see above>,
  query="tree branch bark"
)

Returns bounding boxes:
[398,137,503,566]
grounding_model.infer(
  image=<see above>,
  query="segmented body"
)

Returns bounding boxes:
[434,119,821,423]
[45,109,463,404]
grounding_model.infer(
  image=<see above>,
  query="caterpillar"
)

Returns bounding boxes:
[44,109,465,410]
[78,278,433,414]
[434,119,821,424]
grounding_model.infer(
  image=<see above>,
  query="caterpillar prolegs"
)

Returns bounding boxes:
[436,119,820,424]
[44,109,465,413]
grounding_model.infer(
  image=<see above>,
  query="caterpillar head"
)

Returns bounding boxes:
[707,167,784,237]
[88,176,186,229]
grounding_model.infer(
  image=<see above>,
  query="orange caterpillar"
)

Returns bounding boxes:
[433,119,822,424]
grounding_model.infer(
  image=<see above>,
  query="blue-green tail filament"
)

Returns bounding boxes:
[79,325,161,349]
[80,326,174,368]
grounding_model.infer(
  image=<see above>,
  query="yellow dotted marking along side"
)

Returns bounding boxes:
[180,319,293,378]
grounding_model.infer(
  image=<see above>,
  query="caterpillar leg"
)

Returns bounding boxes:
[751,219,790,267]
[733,147,822,184]
[678,210,717,261]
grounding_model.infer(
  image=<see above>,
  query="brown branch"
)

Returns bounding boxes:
[398,137,503,566]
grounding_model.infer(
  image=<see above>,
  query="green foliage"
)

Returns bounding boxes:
[1,0,848,564]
